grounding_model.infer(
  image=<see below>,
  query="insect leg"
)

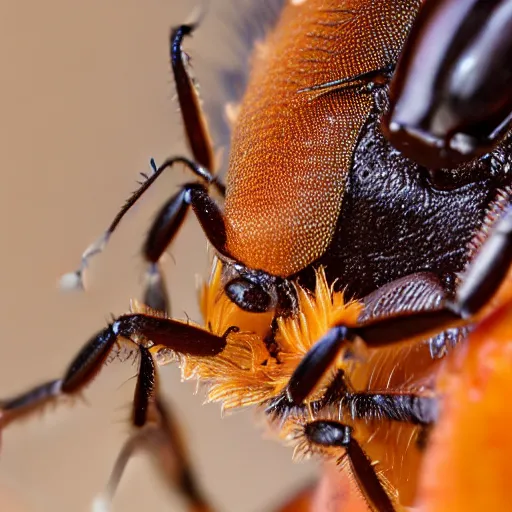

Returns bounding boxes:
[287,205,512,404]
[62,19,223,307]
[61,157,223,293]
[170,23,215,172]
[94,346,215,512]
[142,181,231,314]
[0,325,118,427]
[271,386,436,434]
[135,18,231,314]
[305,420,396,512]
[344,392,437,427]
[0,314,227,428]
[283,382,437,429]
[356,202,512,346]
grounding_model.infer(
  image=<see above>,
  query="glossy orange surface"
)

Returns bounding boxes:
[418,301,512,511]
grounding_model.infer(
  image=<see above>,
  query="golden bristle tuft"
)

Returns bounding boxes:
[142,262,421,503]
[155,260,365,411]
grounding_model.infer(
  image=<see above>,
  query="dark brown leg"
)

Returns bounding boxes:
[93,346,215,512]
[287,205,512,404]
[170,24,215,171]
[269,387,436,427]
[343,392,437,426]
[305,420,396,512]
[0,325,118,427]
[141,180,230,314]
[0,313,228,428]
[60,156,224,305]
[61,22,225,314]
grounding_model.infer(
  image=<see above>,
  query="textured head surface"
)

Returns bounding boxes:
[224,0,421,277]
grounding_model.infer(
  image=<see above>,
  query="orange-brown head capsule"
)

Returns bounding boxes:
[224,0,421,277]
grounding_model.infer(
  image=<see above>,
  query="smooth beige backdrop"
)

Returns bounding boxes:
[0,1,314,511]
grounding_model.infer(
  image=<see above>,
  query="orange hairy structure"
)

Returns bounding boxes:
[136,261,445,508]
[151,262,362,409]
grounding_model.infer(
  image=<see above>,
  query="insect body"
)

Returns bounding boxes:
[1,0,512,511]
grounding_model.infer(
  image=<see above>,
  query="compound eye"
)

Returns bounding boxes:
[224,278,272,313]
[382,0,512,169]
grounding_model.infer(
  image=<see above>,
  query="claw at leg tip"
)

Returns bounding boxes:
[58,270,84,291]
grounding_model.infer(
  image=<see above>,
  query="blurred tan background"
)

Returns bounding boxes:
[0,1,314,511]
